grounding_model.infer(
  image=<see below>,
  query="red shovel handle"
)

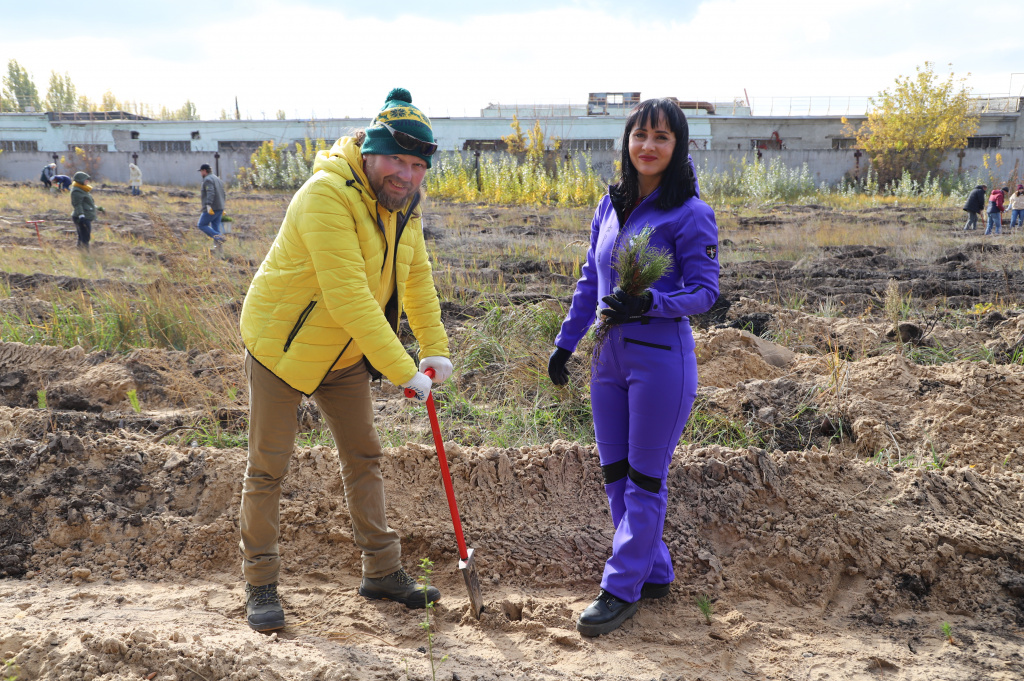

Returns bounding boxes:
[403,367,470,561]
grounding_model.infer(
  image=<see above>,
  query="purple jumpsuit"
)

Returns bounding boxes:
[555,165,720,602]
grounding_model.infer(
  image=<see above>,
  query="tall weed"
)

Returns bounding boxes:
[236,138,329,190]
[426,152,605,207]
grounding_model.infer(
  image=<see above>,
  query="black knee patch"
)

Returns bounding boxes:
[627,466,663,493]
[602,459,628,485]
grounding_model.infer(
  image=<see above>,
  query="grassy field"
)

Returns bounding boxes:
[1,180,1022,453]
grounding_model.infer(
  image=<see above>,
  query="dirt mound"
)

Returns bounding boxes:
[2,302,1024,679]
[0,341,243,413]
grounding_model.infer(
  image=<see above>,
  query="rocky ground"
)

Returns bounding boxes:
[1,187,1023,680]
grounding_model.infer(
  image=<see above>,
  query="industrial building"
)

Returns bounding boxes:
[1,92,1022,187]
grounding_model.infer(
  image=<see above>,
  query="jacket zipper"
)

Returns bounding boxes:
[283,300,317,352]
[609,192,656,289]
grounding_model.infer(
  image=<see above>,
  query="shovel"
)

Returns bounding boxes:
[405,367,484,618]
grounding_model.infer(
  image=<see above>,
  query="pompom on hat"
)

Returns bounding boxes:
[362,88,435,168]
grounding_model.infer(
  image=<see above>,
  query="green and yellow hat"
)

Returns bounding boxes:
[362,88,436,168]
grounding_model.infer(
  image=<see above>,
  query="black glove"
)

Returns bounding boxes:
[600,287,653,324]
[547,347,572,386]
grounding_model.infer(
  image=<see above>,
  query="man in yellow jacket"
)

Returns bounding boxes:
[238,88,453,631]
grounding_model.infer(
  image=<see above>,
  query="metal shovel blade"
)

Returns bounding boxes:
[459,547,484,619]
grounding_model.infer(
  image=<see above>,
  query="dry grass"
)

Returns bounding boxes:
[1,181,1018,451]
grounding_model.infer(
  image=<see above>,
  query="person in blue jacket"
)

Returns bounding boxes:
[547,98,720,637]
[52,174,73,192]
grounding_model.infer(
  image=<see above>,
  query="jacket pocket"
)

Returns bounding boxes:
[283,300,317,352]
[623,337,671,351]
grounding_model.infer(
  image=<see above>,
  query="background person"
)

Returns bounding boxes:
[1007,184,1024,232]
[962,183,987,231]
[197,163,226,252]
[40,163,56,189]
[70,171,96,249]
[129,163,143,196]
[52,174,73,192]
[547,98,720,637]
[985,186,1008,236]
[237,87,453,633]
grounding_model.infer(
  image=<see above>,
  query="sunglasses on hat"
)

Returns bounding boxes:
[375,121,437,157]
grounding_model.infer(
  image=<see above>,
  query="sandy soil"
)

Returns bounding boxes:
[1,190,1023,680]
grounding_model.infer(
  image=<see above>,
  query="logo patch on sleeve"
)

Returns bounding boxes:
[705,245,718,259]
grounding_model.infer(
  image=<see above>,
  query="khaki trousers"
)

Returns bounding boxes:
[239,352,401,585]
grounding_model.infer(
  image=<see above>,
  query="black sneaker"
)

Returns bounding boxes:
[640,582,671,599]
[359,568,440,609]
[245,582,285,631]
[576,589,640,637]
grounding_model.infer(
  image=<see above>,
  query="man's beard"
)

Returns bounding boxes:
[367,165,419,211]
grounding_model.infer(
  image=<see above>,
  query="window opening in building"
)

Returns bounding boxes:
[462,139,509,151]
[218,141,270,153]
[831,138,857,150]
[967,136,1001,149]
[750,137,783,150]
[0,140,39,152]
[560,139,615,151]
[140,140,191,152]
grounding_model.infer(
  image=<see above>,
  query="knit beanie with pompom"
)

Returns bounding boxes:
[362,87,435,168]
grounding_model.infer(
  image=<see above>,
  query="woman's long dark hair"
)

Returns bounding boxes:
[611,98,696,212]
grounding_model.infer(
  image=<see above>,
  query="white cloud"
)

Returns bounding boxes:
[1,0,1020,119]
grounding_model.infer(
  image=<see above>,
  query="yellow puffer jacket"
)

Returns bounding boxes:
[240,136,449,395]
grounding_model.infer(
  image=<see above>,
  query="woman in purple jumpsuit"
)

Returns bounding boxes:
[547,98,720,637]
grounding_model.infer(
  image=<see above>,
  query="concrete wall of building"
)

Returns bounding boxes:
[708,116,867,151]
[4,145,1023,189]
[707,112,1024,151]
[1,113,721,156]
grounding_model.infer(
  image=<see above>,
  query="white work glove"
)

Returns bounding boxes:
[400,371,432,403]
[77,214,85,220]
[419,356,453,384]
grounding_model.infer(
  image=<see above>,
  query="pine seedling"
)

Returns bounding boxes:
[695,593,714,625]
[36,389,47,410]
[591,225,674,374]
[941,621,953,643]
[127,389,141,413]
[418,558,448,681]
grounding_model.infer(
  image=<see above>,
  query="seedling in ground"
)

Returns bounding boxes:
[127,389,141,413]
[36,389,47,410]
[695,594,713,625]
[418,558,448,681]
[942,621,953,643]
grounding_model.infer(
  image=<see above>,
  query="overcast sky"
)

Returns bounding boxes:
[2,0,1022,120]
